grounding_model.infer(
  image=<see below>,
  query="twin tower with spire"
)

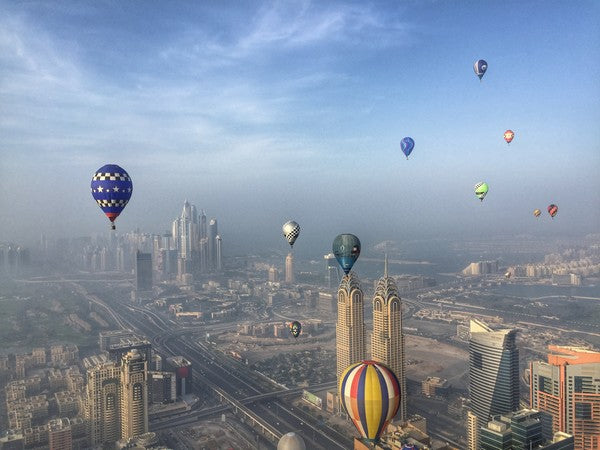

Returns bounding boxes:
[335,255,407,422]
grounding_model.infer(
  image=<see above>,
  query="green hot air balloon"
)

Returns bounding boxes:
[474,182,489,202]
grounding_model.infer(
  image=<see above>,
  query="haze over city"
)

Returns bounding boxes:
[1,2,600,450]
[1,1,598,253]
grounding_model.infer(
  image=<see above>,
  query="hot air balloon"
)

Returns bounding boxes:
[504,130,515,144]
[474,182,489,202]
[332,234,361,275]
[474,59,488,80]
[505,271,512,279]
[289,321,301,339]
[533,209,541,218]
[548,204,558,218]
[282,221,301,248]
[339,361,401,443]
[91,164,133,230]
[400,137,415,159]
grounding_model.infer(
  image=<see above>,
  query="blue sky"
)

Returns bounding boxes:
[1,1,599,253]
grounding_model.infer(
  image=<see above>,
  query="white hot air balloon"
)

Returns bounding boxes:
[282,220,301,248]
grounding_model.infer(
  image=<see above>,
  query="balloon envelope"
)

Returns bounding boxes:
[474,59,488,80]
[548,204,558,218]
[91,164,133,228]
[504,130,515,144]
[332,234,361,275]
[339,361,401,442]
[400,137,415,159]
[533,209,541,217]
[474,182,489,201]
[289,321,301,338]
[282,221,301,247]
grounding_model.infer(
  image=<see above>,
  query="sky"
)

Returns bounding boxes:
[1,0,599,255]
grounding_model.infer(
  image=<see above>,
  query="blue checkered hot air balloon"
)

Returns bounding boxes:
[91,164,133,230]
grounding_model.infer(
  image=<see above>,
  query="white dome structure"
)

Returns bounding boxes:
[277,432,306,450]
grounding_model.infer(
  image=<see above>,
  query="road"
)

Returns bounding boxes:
[77,281,352,449]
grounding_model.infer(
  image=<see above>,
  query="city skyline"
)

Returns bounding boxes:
[1,1,599,248]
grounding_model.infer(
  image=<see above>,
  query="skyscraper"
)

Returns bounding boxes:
[215,235,223,271]
[85,362,122,445]
[172,200,199,262]
[84,351,148,446]
[208,218,218,270]
[336,272,365,385]
[135,251,152,291]
[120,350,148,439]
[371,257,407,422]
[530,346,600,450]
[324,253,340,289]
[468,319,519,449]
[285,252,294,284]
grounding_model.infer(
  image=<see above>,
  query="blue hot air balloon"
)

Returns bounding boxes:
[332,234,361,275]
[400,137,415,159]
[474,59,488,80]
[91,164,133,230]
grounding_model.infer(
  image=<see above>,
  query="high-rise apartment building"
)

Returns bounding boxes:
[135,251,152,291]
[336,273,365,385]
[85,362,122,445]
[285,252,294,284]
[468,319,519,449]
[84,350,148,446]
[530,346,600,450]
[371,257,406,422]
[120,350,148,439]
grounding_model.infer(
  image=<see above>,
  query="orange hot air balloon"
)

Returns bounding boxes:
[504,130,515,144]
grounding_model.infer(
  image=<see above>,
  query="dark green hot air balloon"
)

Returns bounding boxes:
[289,321,301,338]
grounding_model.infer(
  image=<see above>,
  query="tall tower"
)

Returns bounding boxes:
[530,346,600,450]
[215,235,223,271]
[135,251,152,292]
[208,218,218,270]
[324,253,340,289]
[335,272,365,385]
[371,256,406,422]
[120,349,148,440]
[468,319,519,449]
[285,252,294,284]
[84,362,121,445]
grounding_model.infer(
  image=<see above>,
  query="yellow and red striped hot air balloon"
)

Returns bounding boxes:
[504,129,515,144]
[338,361,401,442]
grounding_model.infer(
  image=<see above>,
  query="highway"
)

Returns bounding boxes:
[79,282,352,449]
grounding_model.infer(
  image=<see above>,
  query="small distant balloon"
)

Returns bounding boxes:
[282,221,301,248]
[289,321,301,339]
[332,234,361,275]
[548,204,558,218]
[533,209,541,218]
[474,182,489,202]
[400,137,415,159]
[504,130,515,144]
[474,59,488,80]
[91,164,133,230]
[505,271,512,279]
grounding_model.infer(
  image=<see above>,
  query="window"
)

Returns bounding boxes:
[575,402,591,420]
